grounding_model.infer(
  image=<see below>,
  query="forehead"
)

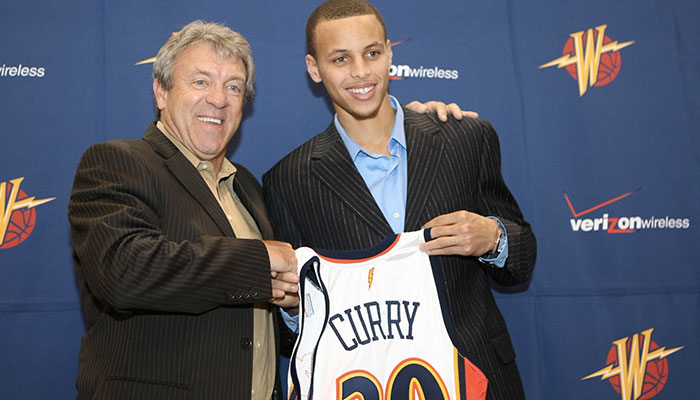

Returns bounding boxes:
[314,14,386,52]
[174,41,246,77]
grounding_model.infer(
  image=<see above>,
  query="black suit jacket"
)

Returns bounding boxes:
[263,109,536,400]
[69,123,287,399]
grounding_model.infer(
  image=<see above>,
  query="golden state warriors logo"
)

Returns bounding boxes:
[582,328,683,400]
[1,178,55,249]
[539,25,634,96]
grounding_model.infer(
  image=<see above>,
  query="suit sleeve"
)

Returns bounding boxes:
[473,120,537,286]
[68,141,273,315]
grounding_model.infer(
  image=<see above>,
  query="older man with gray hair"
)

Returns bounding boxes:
[69,20,299,399]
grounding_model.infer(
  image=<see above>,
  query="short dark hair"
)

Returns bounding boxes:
[306,0,387,57]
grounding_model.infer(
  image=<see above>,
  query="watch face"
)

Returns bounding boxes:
[497,229,506,250]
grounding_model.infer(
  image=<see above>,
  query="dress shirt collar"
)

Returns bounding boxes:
[334,95,406,160]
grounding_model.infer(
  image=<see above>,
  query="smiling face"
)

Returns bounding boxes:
[154,41,246,171]
[306,14,393,122]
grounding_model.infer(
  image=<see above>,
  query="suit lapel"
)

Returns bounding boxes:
[310,123,393,237]
[143,125,236,237]
[404,110,444,231]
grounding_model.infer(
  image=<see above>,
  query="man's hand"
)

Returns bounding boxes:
[420,211,499,256]
[263,240,300,308]
[405,101,479,122]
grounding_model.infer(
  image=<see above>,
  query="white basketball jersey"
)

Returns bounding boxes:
[288,229,488,400]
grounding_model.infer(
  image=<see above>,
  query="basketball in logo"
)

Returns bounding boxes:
[562,31,622,87]
[1,187,37,249]
[604,336,669,399]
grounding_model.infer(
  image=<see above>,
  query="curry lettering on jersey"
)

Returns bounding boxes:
[329,300,420,350]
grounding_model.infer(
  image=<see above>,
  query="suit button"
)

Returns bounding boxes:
[227,291,243,300]
[241,337,252,349]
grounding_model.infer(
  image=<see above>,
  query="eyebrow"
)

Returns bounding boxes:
[327,41,383,56]
[188,69,245,82]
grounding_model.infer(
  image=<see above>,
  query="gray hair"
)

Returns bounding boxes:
[153,20,255,102]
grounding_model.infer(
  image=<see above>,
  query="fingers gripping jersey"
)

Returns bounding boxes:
[288,229,488,400]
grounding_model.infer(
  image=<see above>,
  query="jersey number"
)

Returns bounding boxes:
[336,358,450,400]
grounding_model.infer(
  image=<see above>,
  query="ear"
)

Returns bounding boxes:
[153,79,167,111]
[305,54,322,83]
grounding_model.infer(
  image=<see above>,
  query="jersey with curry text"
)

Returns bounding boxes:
[288,229,488,400]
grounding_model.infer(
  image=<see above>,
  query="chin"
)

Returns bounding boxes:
[352,106,382,120]
[347,101,382,118]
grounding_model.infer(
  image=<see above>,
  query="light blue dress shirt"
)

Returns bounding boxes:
[335,96,408,234]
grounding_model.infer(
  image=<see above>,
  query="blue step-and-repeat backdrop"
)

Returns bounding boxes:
[1,1,698,399]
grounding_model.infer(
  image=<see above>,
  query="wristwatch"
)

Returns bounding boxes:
[483,226,506,259]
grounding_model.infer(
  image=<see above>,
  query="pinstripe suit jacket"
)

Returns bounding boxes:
[263,108,536,400]
[69,123,287,400]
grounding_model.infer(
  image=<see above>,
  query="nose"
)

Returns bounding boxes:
[350,58,370,80]
[206,85,228,108]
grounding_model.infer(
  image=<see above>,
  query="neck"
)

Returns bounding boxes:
[210,157,224,175]
[336,96,396,156]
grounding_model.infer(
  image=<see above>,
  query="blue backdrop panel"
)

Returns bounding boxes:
[1,1,698,399]
[0,311,84,399]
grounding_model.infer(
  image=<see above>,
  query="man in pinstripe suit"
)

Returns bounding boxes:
[68,21,300,400]
[263,1,537,399]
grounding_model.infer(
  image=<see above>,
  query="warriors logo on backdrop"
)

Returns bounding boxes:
[1,178,55,249]
[582,328,683,400]
[539,25,634,96]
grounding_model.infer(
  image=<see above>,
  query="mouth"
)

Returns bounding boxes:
[197,116,223,125]
[346,84,375,96]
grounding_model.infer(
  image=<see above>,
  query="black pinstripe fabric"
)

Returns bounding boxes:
[69,123,284,399]
[263,108,537,400]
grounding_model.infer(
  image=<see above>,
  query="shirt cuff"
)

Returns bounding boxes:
[479,216,508,268]
[280,307,300,334]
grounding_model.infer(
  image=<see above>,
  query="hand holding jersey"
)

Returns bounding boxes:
[420,210,501,257]
[263,240,300,307]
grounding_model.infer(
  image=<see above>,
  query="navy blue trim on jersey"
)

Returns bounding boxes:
[291,256,332,400]
[428,243,486,374]
[313,232,400,260]
[423,227,433,242]
[425,227,486,373]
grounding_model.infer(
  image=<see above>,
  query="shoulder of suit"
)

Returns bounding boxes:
[78,126,172,175]
[403,108,496,141]
[81,137,150,162]
[82,123,167,157]
[263,122,333,180]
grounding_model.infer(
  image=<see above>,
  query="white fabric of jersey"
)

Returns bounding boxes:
[288,229,488,400]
